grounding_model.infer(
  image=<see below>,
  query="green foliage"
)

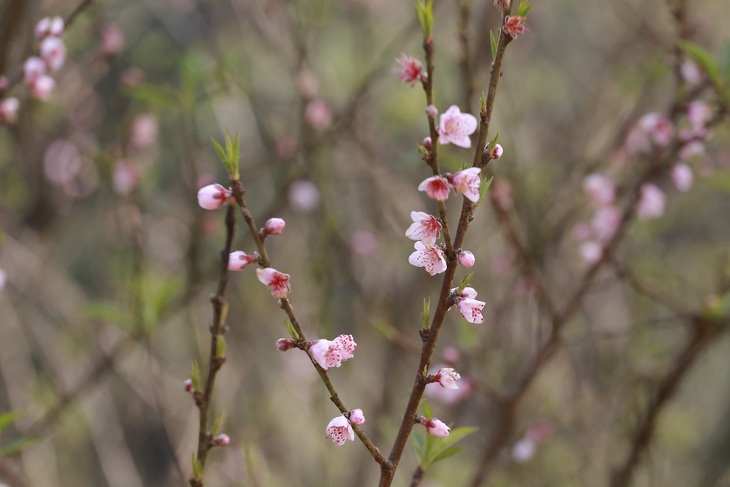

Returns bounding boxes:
[0,412,36,458]
[211,131,241,181]
[421,297,431,329]
[479,176,495,204]
[515,0,533,17]
[191,454,203,479]
[285,321,300,340]
[457,273,473,293]
[190,361,201,392]
[677,40,726,99]
[416,0,434,38]
[0,412,23,435]
[490,30,498,62]
[211,411,224,437]
[410,420,478,470]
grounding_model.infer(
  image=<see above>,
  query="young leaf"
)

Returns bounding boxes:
[284,321,300,340]
[192,454,203,478]
[190,361,201,391]
[0,412,23,435]
[211,411,224,436]
[457,273,473,293]
[490,30,498,62]
[478,176,495,204]
[410,430,425,458]
[430,446,463,463]
[421,297,431,329]
[422,402,434,418]
[677,40,724,94]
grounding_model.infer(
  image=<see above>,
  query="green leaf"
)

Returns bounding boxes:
[211,132,241,180]
[422,426,478,467]
[0,437,37,457]
[284,321,300,340]
[0,412,23,435]
[457,273,473,293]
[478,176,495,204]
[192,454,203,478]
[211,411,223,436]
[422,402,433,418]
[490,30,498,62]
[430,446,463,463]
[677,40,724,94]
[415,0,433,37]
[410,430,425,458]
[190,361,201,391]
[211,137,227,163]
[83,302,130,328]
[421,298,431,329]
[515,0,532,16]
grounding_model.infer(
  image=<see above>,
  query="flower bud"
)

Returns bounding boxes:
[348,409,366,425]
[425,105,438,118]
[212,434,230,446]
[275,338,295,351]
[183,378,194,394]
[422,417,450,437]
[23,57,46,85]
[40,36,66,72]
[491,144,504,160]
[262,217,286,236]
[30,75,56,101]
[457,250,475,268]
[228,251,257,271]
[422,136,432,152]
[197,184,231,210]
[0,97,20,125]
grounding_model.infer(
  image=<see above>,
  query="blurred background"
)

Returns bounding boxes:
[1,0,730,486]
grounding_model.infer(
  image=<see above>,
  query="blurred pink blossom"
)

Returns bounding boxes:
[393,54,426,85]
[491,253,514,277]
[636,184,666,220]
[288,180,320,212]
[44,139,82,186]
[572,222,593,241]
[686,101,711,130]
[579,241,602,265]
[101,24,125,55]
[591,206,621,242]
[130,113,158,149]
[275,136,297,159]
[638,113,674,148]
[23,57,46,85]
[583,173,615,207]
[409,241,447,275]
[680,60,703,87]
[350,230,378,255]
[112,161,140,195]
[418,175,451,201]
[40,36,66,71]
[34,16,64,39]
[0,97,20,125]
[671,163,693,192]
[678,140,705,161]
[438,105,477,148]
[30,75,55,101]
[441,346,460,364]
[492,179,513,210]
[305,99,332,129]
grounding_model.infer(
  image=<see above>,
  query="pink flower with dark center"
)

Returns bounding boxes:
[256,268,291,298]
[308,334,357,370]
[405,211,442,248]
[579,241,602,265]
[393,54,427,85]
[30,75,55,101]
[326,415,354,445]
[452,286,486,324]
[457,250,475,268]
[23,57,46,85]
[671,163,693,192]
[409,241,447,276]
[636,184,665,220]
[0,97,20,125]
[40,36,66,71]
[438,106,477,148]
[348,409,366,425]
[503,16,527,38]
[422,418,450,437]
[450,167,482,202]
[263,217,286,236]
[435,368,461,389]
[418,175,451,201]
[591,206,621,243]
[583,173,616,207]
[197,183,231,210]
[228,251,257,271]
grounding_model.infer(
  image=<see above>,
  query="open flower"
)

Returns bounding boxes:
[40,36,66,71]
[421,417,451,437]
[405,211,442,248]
[0,97,20,125]
[583,173,616,207]
[256,267,291,298]
[452,287,486,324]
[393,54,426,85]
[326,415,355,445]
[438,106,477,148]
[309,334,357,370]
[503,16,527,38]
[228,251,257,271]
[591,206,621,243]
[450,167,482,202]
[671,163,693,192]
[418,175,452,201]
[197,183,231,210]
[409,241,447,276]
[435,368,461,389]
[636,184,665,220]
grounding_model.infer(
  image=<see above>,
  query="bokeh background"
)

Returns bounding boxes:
[1,0,730,486]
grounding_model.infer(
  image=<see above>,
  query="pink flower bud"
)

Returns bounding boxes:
[422,417,450,437]
[348,409,366,425]
[183,378,194,394]
[457,250,475,268]
[275,338,295,351]
[0,97,20,125]
[212,434,230,446]
[228,251,257,271]
[636,184,665,220]
[393,54,427,85]
[435,368,461,389]
[490,144,504,160]
[583,173,616,207]
[512,438,536,462]
[30,75,56,101]
[101,24,125,55]
[197,183,231,210]
[579,241,602,265]
[288,180,320,212]
[422,136,432,152]
[263,217,286,236]
[425,105,438,118]
[112,161,140,195]
[671,163,693,192]
[23,57,46,85]
[35,16,64,39]
[680,60,703,88]
[442,346,460,364]
[40,36,66,71]
[305,99,332,129]
[493,0,510,13]
[503,16,527,38]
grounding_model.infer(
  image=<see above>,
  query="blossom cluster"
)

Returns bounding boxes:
[574,100,714,264]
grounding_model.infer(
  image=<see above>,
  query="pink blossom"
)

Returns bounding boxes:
[263,217,286,236]
[680,60,703,87]
[183,378,194,394]
[503,16,527,38]
[425,378,473,405]
[409,241,447,276]
[624,124,651,156]
[256,267,291,298]
[512,438,536,462]
[438,106,477,148]
[636,184,666,220]
[34,17,64,39]
[638,113,674,147]
[678,140,705,161]
[494,0,510,13]
[425,104,438,118]
[326,415,354,445]
[686,101,711,130]
[492,179,513,210]
[591,206,621,242]
[275,136,297,159]
[348,409,366,425]
[275,338,295,351]
[40,36,66,71]
[583,173,615,207]
[228,251,257,271]
[572,222,593,241]
[453,286,486,324]
[112,161,140,195]
[450,167,482,202]
[288,180,320,212]
[43,139,81,185]
[308,334,356,370]
[197,183,231,210]
[457,250,475,268]
[489,143,504,160]
[297,68,319,97]
[491,253,514,277]
[101,24,125,55]
[393,54,426,85]
[350,230,378,255]
[418,175,451,201]
[435,368,461,389]
[405,211,442,247]
[23,57,46,85]
[212,434,230,446]
[671,163,693,192]
[130,113,158,149]
[442,346,460,364]
[579,241,603,265]
[30,75,55,101]
[305,99,332,129]
[0,97,20,125]
[423,418,450,437]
